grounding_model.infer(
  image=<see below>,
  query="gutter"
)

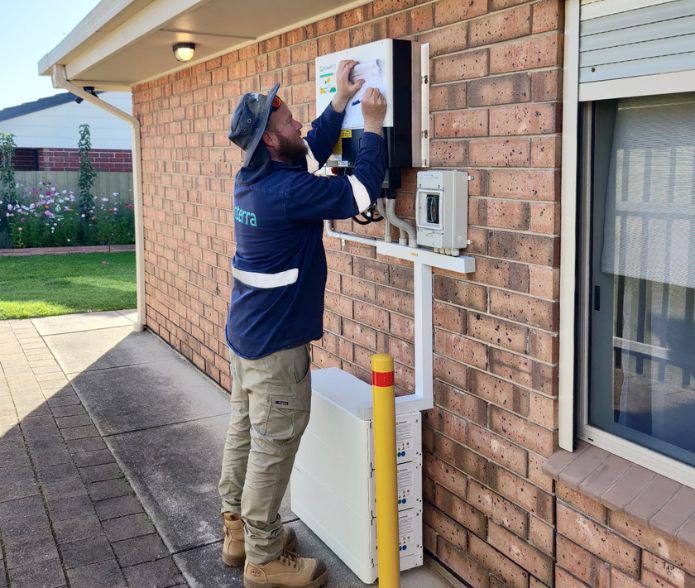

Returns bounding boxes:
[51,65,146,332]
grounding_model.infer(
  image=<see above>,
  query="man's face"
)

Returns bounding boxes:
[265,103,306,163]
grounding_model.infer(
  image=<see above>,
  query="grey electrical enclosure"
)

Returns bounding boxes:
[415,170,469,256]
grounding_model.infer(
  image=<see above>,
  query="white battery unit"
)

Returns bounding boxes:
[291,368,423,584]
[416,169,470,256]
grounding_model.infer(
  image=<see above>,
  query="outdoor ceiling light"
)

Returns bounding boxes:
[173,42,196,62]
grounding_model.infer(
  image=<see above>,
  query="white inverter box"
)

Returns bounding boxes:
[291,368,423,584]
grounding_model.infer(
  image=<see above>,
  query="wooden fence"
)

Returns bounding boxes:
[14,171,133,202]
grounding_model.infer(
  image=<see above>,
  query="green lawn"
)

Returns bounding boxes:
[0,252,136,320]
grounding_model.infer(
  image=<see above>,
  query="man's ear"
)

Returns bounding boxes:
[261,130,277,149]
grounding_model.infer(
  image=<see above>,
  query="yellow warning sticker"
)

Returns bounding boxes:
[340,129,352,139]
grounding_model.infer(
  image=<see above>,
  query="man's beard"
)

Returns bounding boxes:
[277,135,308,163]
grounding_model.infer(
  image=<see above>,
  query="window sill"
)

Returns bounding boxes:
[543,442,695,549]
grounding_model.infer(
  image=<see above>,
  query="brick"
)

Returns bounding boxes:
[434,0,488,26]
[433,301,466,333]
[433,50,489,83]
[558,503,640,576]
[430,82,467,112]
[490,289,558,330]
[423,505,467,551]
[530,202,560,234]
[557,535,611,587]
[102,513,155,543]
[434,329,487,369]
[469,257,530,293]
[468,532,528,588]
[489,521,553,585]
[433,483,487,537]
[468,368,529,414]
[424,405,467,445]
[467,422,527,476]
[469,5,531,48]
[529,515,554,556]
[488,231,559,266]
[529,265,560,299]
[478,198,530,231]
[491,464,554,522]
[433,355,469,390]
[433,110,488,138]
[490,103,559,136]
[468,73,530,107]
[611,568,644,587]
[434,275,487,311]
[434,380,486,425]
[532,69,562,102]
[490,406,555,457]
[430,140,466,167]
[467,312,527,353]
[609,510,695,576]
[424,452,467,499]
[490,33,563,73]
[426,428,489,485]
[95,495,143,521]
[533,0,564,34]
[642,551,695,588]
[556,567,592,588]
[420,21,468,56]
[467,479,528,537]
[469,138,529,167]
[437,536,491,588]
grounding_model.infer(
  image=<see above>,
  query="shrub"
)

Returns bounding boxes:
[6,182,134,248]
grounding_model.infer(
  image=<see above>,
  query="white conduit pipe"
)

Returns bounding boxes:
[385,198,417,247]
[51,65,146,332]
[375,198,391,243]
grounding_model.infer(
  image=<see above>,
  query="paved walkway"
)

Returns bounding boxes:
[0,311,456,588]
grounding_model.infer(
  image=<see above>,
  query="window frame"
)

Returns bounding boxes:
[559,0,695,488]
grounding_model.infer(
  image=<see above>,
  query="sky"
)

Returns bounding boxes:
[0,0,101,111]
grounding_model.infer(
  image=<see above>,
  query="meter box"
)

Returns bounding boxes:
[416,169,470,256]
[291,368,424,584]
[315,38,427,172]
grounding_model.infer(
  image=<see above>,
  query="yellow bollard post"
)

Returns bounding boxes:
[372,353,400,588]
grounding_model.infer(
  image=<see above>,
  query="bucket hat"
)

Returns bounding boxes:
[228,83,281,167]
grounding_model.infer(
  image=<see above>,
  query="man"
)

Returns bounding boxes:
[219,60,387,588]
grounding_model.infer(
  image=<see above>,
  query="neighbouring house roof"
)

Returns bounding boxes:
[0,93,79,123]
[38,0,371,91]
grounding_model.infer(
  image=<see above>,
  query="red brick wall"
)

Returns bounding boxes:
[36,148,132,172]
[13,148,38,171]
[132,1,695,586]
[556,482,695,587]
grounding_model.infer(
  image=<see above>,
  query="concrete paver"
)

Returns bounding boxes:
[0,311,457,587]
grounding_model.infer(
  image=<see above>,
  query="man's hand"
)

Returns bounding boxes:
[331,60,364,113]
[361,88,387,135]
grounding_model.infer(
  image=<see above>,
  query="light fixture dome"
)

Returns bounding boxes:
[173,42,195,62]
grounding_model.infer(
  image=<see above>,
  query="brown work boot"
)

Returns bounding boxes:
[222,513,298,567]
[244,551,327,588]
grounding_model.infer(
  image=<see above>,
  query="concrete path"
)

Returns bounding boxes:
[0,311,456,588]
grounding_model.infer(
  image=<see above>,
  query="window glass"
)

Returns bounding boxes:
[588,95,695,465]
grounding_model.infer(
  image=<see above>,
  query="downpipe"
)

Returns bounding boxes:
[51,65,146,332]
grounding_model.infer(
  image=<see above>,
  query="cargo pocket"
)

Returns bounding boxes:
[261,372,311,441]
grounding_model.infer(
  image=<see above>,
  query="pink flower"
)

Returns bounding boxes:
[44,210,55,218]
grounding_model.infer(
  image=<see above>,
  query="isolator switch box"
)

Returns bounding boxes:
[416,169,469,256]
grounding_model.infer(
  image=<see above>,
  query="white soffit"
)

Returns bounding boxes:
[39,0,370,89]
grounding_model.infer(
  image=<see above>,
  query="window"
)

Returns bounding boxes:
[577,93,695,475]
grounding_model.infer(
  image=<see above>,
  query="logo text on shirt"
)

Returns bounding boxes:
[235,205,257,227]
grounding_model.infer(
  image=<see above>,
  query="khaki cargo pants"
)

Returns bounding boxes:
[218,344,312,564]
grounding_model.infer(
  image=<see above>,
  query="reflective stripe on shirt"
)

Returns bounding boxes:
[347,174,372,213]
[304,140,320,174]
[233,267,299,288]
